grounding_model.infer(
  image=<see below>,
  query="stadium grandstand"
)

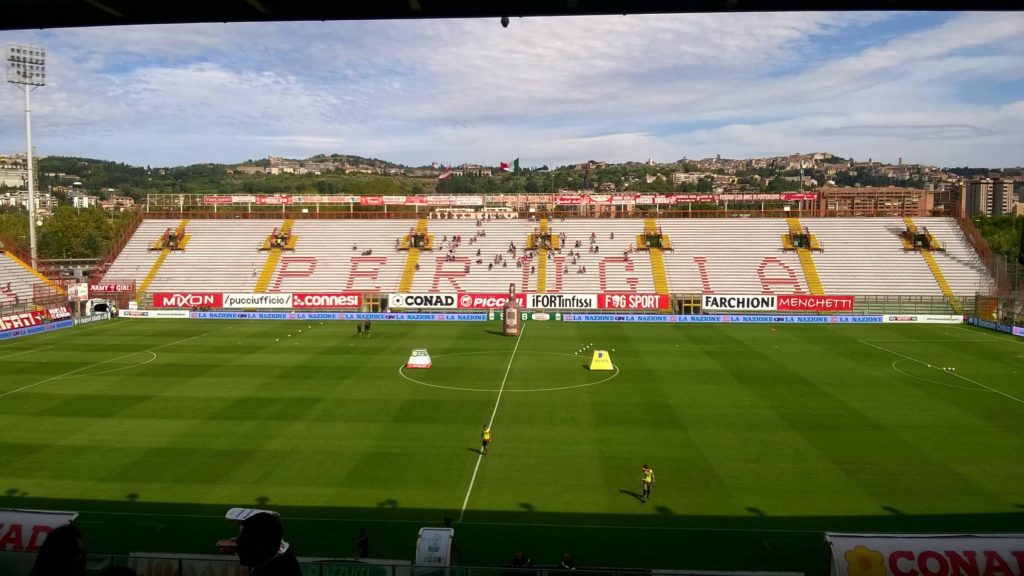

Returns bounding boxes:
[94,210,992,315]
[2,2,1023,574]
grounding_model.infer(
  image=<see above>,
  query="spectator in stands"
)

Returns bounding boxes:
[30,523,86,576]
[235,512,301,576]
[355,528,369,560]
[559,553,576,571]
[511,551,533,568]
[352,243,357,251]
[610,232,614,240]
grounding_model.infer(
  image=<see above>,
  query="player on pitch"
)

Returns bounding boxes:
[481,425,492,455]
[641,464,655,502]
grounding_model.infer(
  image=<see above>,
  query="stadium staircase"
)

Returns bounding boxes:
[101,217,992,300]
[2,250,66,296]
[642,218,671,310]
[536,218,549,293]
[137,220,189,303]
[398,219,429,293]
[254,219,296,293]
[785,218,824,295]
[551,220,656,294]
[659,219,806,294]
[409,219,534,293]
[904,217,962,314]
[283,220,408,293]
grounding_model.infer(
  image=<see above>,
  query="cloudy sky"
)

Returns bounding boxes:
[1,12,1022,168]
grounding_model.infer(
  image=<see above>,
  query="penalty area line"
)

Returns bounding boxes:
[859,339,1024,407]
[459,323,527,522]
[0,334,204,399]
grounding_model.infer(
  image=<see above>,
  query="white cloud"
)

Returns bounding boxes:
[0,11,1022,167]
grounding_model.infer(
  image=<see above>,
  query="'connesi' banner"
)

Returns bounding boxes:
[826,533,1024,576]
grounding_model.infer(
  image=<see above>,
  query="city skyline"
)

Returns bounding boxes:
[1,11,1022,168]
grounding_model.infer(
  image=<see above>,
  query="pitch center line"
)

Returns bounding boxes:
[859,339,1024,407]
[0,334,204,399]
[459,323,527,522]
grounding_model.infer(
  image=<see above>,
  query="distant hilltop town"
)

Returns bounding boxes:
[0,151,1021,218]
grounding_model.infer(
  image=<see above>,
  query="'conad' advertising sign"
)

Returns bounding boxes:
[292,293,362,309]
[390,293,458,309]
[826,533,1024,576]
[778,295,855,312]
[702,294,778,311]
[152,293,224,308]
[0,509,78,551]
[527,293,598,309]
[456,293,527,309]
[598,293,669,310]
[223,293,293,308]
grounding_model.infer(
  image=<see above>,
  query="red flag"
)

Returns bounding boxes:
[499,161,510,172]
[438,166,453,180]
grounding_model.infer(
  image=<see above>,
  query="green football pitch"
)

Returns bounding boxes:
[1,318,1022,574]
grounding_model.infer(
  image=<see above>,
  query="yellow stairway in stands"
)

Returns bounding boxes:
[644,218,670,310]
[137,219,189,303]
[904,216,962,314]
[787,217,824,295]
[3,251,66,294]
[536,218,549,292]
[255,219,295,292]
[398,219,429,293]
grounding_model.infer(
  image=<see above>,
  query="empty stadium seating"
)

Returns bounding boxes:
[659,218,807,294]
[95,216,993,300]
[0,252,43,309]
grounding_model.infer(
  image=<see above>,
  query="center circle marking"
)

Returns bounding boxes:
[398,351,619,392]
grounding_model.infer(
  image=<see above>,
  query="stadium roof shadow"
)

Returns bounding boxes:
[3,494,1021,576]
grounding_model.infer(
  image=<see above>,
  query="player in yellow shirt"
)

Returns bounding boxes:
[481,425,492,455]
[641,465,655,503]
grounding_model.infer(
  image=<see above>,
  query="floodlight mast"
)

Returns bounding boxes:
[6,43,45,263]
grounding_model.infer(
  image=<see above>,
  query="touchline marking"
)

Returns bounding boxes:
[859,339,1024,406]
[953,325,1023,343]
[0,346,52,360]
[0,334,203,399]
[66,351,159,378]
[74,509,818,534]
[459,324,526,522]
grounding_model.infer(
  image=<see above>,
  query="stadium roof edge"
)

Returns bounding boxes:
[0,0,1018,32]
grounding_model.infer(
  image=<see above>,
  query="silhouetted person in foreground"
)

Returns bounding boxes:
[236,512,301,576]
[30,523,86,576]
[355,528,369,560]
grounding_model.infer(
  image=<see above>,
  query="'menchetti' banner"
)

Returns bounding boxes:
[826,533,1024,576]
